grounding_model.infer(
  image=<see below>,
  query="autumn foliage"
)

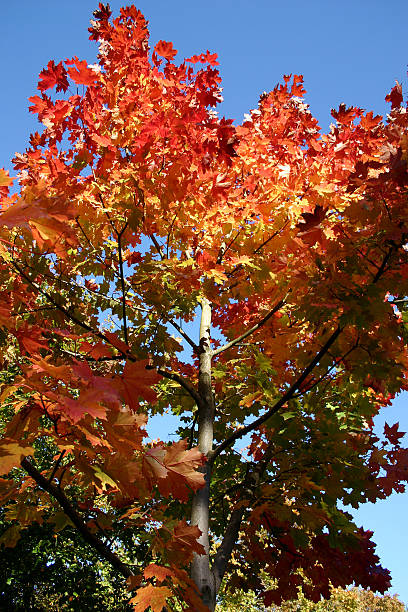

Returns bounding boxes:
[0,3,408,610]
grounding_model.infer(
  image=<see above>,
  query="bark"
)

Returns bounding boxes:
[190,297,217,610]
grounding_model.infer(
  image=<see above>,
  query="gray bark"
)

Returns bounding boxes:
[190,297,217,610]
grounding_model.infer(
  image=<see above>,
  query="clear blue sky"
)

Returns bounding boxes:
[1,0,408,604]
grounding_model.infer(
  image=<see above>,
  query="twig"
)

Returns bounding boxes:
[48,450,66,484]
[154,367,202,407]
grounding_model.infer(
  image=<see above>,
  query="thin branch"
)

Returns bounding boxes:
[210,326,342,462]
[164,316,199,352]
[188,412,198,449]
[212,505,246,592]
[211,462,260,590]
[253,222,288,256]
[166,214,178,259]
[212,298,286,357]
[216,229,242,265]
[153,367,202,407]
[292,340,359,398]
[150,233,165,260]
[372,245,394,284]
[21,457,133,579]
[48,450,66,484]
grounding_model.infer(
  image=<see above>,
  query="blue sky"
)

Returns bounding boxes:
[1,0,408,604]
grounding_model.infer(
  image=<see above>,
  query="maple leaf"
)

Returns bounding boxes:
[0,524,21,548]
[143,441,205,501]
[186,50,219,66]
[154,40,177,60]
[296,205,326,232]
[0,168,13,188]
[384,422,406,446]
[331,103,361,124]
[29,357,71,381]
[0,440,34,476]
[360,111,382,131]
[66,57,100,86]
[129,584,172,611]
[61,391,108,424]
[144,563,175,583]
[385,81,403,109]
[171,521,205,557]
[14,323,48,356]
[104,331,129,355]
[37,60,69,92]
[121,359,160,411]
[80,341,113,360]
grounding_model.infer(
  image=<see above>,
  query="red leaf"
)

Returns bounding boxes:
[360,111,382,130]
[384,422,406,446]
[91,133,111,148]
[66,57,99,86]
[104,331,129,355]
[331,103,361,125]
[15,324,47,356]
[186,50,219,66]
[121,360,160,411]
[80,341,113,361]
[385,81,403,109]
[154,40,177,61]
[297,205,326,232]
[144,564,175,583]
[38,60,69,92]
[61,391,107,423]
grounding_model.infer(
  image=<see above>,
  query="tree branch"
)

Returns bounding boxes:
[21,457,133,579]
[212,505,246,592]
[11,261,132,360]
[164,316,199,353]
[154,367,202,407]
[212,298,286,357]
[48,450,66,484]
[210,326,342,461]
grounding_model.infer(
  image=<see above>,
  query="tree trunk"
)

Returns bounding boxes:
[190,298,216,610]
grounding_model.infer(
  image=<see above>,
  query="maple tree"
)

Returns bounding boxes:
[0,3,408,610]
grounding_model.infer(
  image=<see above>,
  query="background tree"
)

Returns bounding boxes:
[218,583,408,611]
[0,4,408,610]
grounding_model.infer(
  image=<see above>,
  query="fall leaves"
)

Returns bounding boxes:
[0,2,408,611]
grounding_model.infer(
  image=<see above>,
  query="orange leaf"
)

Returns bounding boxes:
[143,440,205,501]
[129,584,172,612]
[0,168,13,187]
[144,564,175,583]
[0,441,34,476]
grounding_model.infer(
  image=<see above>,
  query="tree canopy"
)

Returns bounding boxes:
[0,3,408,610]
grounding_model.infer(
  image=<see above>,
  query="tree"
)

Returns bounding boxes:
[218,584,408,611]
[0,3,408,610]
[0,516,131,611]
